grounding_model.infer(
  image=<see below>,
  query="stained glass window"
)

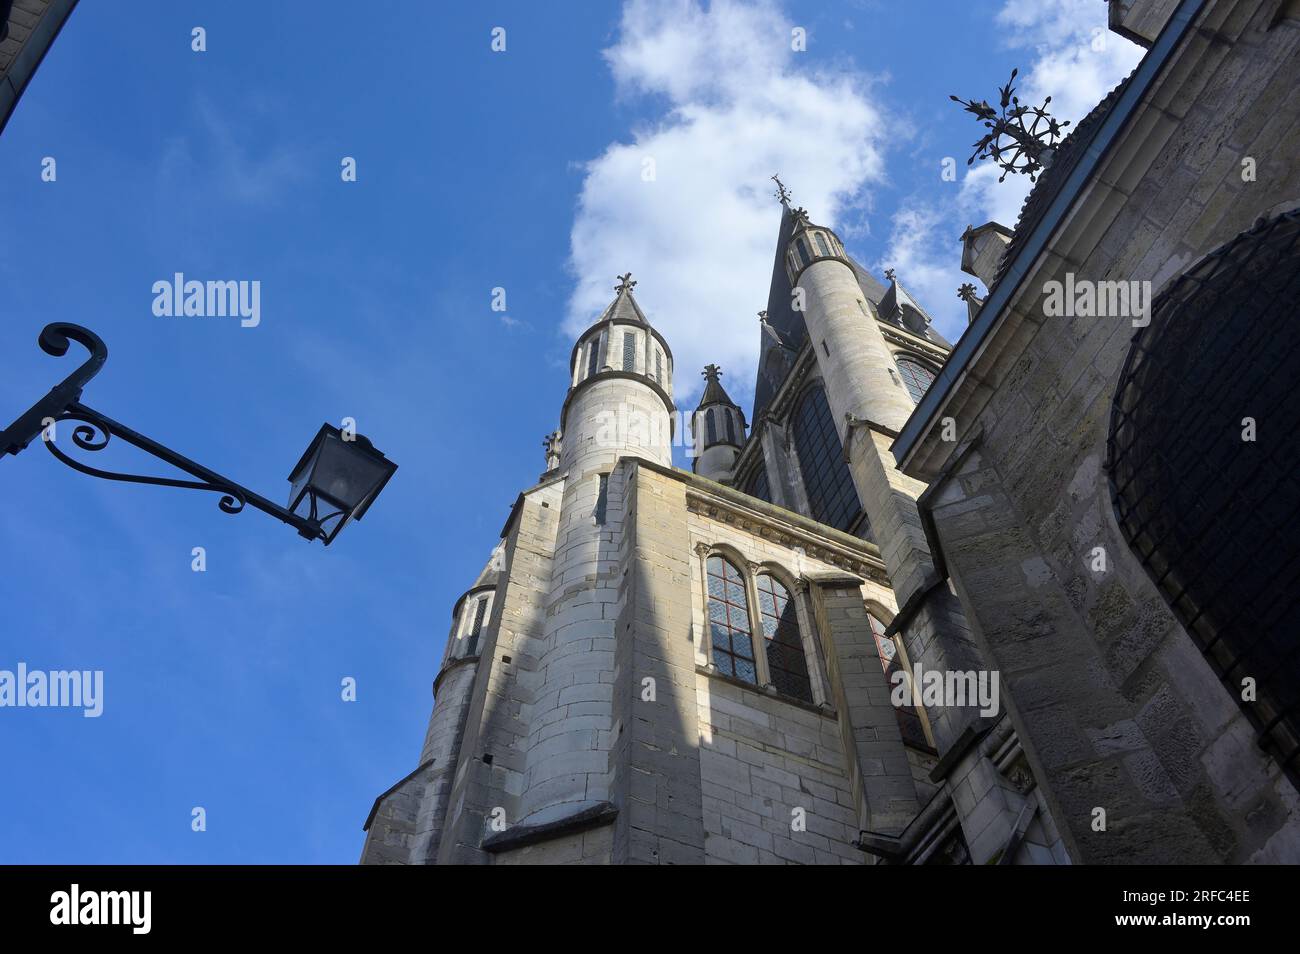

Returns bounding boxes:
[897,358,936,404]
[745,466,770,504]
[793,386,863,533]
[757,574,812,702]
[706,556,757,685]
[814,232,831,257]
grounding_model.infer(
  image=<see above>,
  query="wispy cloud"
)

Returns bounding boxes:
[879,0,1144,340]
[158,94,308,205]
[566,0,889,405]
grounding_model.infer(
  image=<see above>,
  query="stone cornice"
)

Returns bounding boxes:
[632,459,889,586]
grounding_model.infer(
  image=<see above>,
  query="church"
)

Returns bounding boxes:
[360,0,1300,864]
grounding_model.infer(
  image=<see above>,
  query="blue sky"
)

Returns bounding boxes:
[0,1,1138,863]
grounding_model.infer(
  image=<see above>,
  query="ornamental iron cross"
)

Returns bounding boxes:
[771,174,792,205]
[950,68,1071,183]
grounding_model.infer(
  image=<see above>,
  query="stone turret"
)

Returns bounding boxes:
[515,274,675,830]
[691,364,745,484]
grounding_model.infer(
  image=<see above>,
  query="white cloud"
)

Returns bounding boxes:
[879,0,1144,341]
[566,0,888,406]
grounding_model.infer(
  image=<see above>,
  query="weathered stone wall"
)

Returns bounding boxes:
[698,674,861,864]
[608,463,707,864]
[437,478,564,863]
[919,0,1300,863]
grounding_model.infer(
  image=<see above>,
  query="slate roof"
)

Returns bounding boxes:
[697,366,739,410]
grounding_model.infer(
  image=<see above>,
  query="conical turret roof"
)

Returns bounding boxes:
[696,364,738,409]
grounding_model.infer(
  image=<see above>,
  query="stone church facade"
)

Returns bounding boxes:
[361,0,1299,864]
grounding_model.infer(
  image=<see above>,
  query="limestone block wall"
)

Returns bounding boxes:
[918,0,1300,863]
[608,463,707,864]
[697,674,862,864]
[436,479,564,863]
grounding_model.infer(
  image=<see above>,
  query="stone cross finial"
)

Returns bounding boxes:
[884,268,897,282]
[957,282,980,302]
[543,431,562,471]
[615,272,637,294]
[702,364,722,381]
[771,174,792,205]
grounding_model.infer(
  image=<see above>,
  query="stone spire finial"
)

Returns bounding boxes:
[884,267,897,283]
[702,363,722,381]
[757,310,768,323]
[957,282,979,302]
[771,174,792,206]
[614,272,637,294]
[791,206,811,228]
[543,431,562,472]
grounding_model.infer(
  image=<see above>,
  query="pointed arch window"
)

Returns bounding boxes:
[622,332,637,372]
[725,410,736,444]
[813,232,832,258]
[793,385,863,533]
[586,336,602,379]
[896,358,936,404]
[757,574,812,702]
[706,556,757,684]
[705,408,718,444]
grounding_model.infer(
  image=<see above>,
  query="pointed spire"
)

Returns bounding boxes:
[771,174,792,208]
[543,431,562,472]
[697,364,738,410]
[593,271,651,326]
[880,268,934,334]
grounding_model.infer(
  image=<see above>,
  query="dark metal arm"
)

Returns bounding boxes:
[2,322,323,541]
[1,323,107,458]
[48,402,324,541]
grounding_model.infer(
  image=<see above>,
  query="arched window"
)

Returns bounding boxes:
[586,336,601,378]
[1109,208,1300,781]
[725,409,736,444]
[705,408,717,444]
[793,385,863,533]
[464,595,488,657]
[706,556,757,684]
[896,358,936,404]
[868,613,926,747]
[744,466,770,504]
[813,232,831,258]
[757,574,812,702]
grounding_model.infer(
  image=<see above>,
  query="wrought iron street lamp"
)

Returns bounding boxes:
[0,323,396,545]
